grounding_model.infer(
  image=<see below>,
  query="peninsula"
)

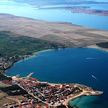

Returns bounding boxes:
[0,73,103,108]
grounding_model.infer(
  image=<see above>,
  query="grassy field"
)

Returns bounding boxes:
[0,31,65,57]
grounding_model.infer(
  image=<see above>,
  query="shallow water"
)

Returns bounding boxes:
[69,95,108,108]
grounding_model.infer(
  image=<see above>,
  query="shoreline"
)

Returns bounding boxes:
[4,46,108,76]
[11,75,103,107]
[86,44,108,52]
[3,48,55,76]
[1,54,37,75]
[34,49,53,54]
[0,73,103,108]
[1,47,105,108]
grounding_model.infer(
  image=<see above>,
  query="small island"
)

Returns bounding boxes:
[0,73,103,108]
[41,6,108,16]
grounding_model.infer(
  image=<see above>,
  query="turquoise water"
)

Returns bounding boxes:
[0,0,108,30]
[69,95,108,108]
[6,48,108,108]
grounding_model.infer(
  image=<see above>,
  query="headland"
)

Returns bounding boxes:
[0,73,103,108]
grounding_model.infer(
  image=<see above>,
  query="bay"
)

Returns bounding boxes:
[1,0,108,107]
[6,48,108,108]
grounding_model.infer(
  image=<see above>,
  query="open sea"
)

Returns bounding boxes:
[1,0,108,107]
[6,48,108,108]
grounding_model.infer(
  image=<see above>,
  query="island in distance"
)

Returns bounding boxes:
[0,14,108,48]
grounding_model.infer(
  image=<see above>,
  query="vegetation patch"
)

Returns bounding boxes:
[96,42,108,48]
[0,85,27,96]
[0,74,12,81]
[0,31,66,57]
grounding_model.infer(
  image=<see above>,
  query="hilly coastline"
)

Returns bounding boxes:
[0,14,108,49]
[0,0,108,108]
[0,13,108,108]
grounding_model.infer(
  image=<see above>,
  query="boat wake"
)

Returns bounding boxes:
[91,75,98,80]
[86,57,96,60]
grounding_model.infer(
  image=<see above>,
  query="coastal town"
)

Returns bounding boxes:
[0,55,35,74]
[0,0,108,108]
[0,73,103,108]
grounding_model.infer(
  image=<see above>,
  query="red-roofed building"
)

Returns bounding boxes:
[31,78,37,81]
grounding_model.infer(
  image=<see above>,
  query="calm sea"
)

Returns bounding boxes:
[0,0,108,30]
[1,0,108,107]
[6,48,108,108]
